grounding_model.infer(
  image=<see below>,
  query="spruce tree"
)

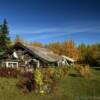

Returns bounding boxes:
[0,19,10,51]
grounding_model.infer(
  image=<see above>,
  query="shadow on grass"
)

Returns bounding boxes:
[69,73,81,77]
[92,67,100,70]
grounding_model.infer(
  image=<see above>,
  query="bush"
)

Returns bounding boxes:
[16,66,69,94]
[0,68,19,78]
[40,68,57,94]
[34,69,43,86]
[17,72,36,92]
[16,77,36,92]
[54,66,69,80]
[45,68,55,79]
[20,72,34,79]
[74,65,91,77]
[17,70,43,93]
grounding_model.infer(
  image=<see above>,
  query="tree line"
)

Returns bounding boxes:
[46,41,100,66]
[0,19,100,66]
[78,43,100,66]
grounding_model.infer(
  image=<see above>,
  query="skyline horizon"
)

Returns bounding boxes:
[0,18,100,46]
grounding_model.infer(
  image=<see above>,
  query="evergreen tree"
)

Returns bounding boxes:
[0,19,10,51]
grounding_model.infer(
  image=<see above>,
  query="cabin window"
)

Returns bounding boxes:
[2,61,18,68]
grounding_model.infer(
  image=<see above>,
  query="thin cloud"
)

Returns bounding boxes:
[30,33,67,41]
[10,25,100,36]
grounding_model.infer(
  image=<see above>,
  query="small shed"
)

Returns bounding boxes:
[58,55,75,66]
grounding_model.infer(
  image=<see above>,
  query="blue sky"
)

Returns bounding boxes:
[0,0,100,45]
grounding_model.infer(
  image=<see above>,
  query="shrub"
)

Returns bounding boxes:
[17,72,36,92]
[46,67,55,79]
[20,72,34,79]
[60,66,69,76]
[0,68,19,78]
[16,77,36,92]
[42,68,57,94]
[81,65,91,77]
[34,69,43,86]
[74,65,91,77]
[34,68,59,94]
[16,66,69,94]
[54,66,68,80]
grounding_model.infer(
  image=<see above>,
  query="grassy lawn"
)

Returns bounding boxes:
[0,69,100,100]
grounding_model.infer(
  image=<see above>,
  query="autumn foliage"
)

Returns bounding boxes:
[48,40,78,60]
[78,43,100,66]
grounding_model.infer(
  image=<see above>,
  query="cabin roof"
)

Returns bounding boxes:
[13,42,60,62]
[61,55,75,62]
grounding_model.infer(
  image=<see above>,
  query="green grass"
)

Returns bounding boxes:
[0,69,100,100]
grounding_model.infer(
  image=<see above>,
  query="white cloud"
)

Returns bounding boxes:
[10,25,100,35]
[30,33,67,41]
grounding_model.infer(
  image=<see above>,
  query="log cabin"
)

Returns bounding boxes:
[0,42,60,69]
[0,42,75,69]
